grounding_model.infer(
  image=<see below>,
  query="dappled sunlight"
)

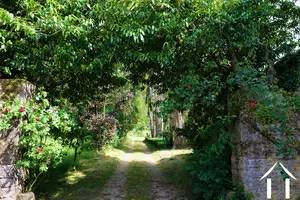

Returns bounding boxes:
[105,148,127,159]
[107,139,156,163]
[59,137,191,193]
[35,137,193,199]
[152,149,193,162]
[121,152,156,163]
[56,147,122,192]
[103,138,192,164]
[65,171,86,185]
[127,136,146,141]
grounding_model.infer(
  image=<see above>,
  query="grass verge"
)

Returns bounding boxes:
[35,138,131,200]
[157,153,194,199]
[35,149,119,200]
[145,141,194,200]
[126,161,150,200]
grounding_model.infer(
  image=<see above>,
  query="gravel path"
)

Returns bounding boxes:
[97,138,188,200]
[97,140,134,200]
[141,142,187,200]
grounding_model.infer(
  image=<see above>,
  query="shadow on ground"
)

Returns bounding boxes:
[35,137,195,200]
[35,150,120,200]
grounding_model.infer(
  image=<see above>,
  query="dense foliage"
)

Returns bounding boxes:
[0,92,74,191]
[274,49,300,91]
[1,0,300,198]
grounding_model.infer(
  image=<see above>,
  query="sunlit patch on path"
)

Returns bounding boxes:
[97,140,134,200]
[120,137,156,164]
[97,136,192,200]
[141,141,189,200]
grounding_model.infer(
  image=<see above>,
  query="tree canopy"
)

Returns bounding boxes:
[1,0,300,198]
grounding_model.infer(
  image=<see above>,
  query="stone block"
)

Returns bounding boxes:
[17,193,35,200]
[0,187,14,200]
[0,79,35,101]
[0,124,21,164]
[0,178,14,188]
[232,118,300,199]
[0,165,15,178]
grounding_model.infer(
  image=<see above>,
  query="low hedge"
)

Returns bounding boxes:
[144,137,172,149]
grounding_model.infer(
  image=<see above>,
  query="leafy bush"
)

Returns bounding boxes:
[226,182,254,200]
[108,132,120,148]
[286,95,300,112]
[187,127,232,200]
[160,130,173,144]
[253,104,276,125]
[144,137,172,149]
[0,92,74,191]
[274,49,300,92]
[86,115,118,149]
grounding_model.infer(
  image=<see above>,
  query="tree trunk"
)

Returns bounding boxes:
[152,107,157,138]
[172,111,185,149]
[73,144,78,171]
[149,106,154,138]
[154,106,160,137]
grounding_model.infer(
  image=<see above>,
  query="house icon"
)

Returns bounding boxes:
[260,162,297,199]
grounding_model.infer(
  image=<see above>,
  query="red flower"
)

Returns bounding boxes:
[187,85,192,89]
[53,109,58,113]
[45,124,49,127]
[248,102,255,108]
[292,170,296,175]
[36,148,43,153]
[36,117,40,121]
[19,106,26,112]
[5,108,10,113]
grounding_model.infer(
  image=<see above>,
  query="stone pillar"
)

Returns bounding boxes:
[0,79,35,200]
[231,118,300,200]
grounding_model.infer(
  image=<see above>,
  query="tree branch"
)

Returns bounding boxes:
[224,33,238,72]
[242,117,300,153]
[242,117,278,145]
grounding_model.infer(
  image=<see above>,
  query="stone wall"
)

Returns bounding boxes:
[231,118,300,200]
[0,79,35,200]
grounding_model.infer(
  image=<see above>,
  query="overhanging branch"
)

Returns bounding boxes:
[242,117,278,145]
[242,117,300,152]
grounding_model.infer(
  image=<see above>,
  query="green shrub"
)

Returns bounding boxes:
[108,132,120,148]
[160,130,173,144]
[187,128,232,200]
[253,104,276,125]
[227,182,254,200]
[144,137,172,149]
[274,49,300,92]
[286,95,300,112]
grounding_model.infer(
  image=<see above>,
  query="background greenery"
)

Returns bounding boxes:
[1,0,300,199]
